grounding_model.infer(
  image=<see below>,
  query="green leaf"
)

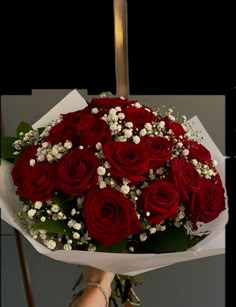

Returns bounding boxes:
[129,226,208,254]
[32,219,70,234]
[37,127,45,135]
[187,233,208,248]
[16,121,33,136]
[52,194,77,215]
[0,136,17,160]
[94,238,128,253]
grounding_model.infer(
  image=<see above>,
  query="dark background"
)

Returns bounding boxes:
[1,1,235,305]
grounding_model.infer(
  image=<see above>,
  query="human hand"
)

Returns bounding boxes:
[80,265,115,296]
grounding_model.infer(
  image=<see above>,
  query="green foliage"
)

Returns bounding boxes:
[128,226,208,254]
[94,238,128,253]
[32,219,70,234]
[37,127,45,135]
[16,121,33,137]
[0,136,17,161]
[52,194,77,215]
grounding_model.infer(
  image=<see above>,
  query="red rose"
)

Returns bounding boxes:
[169,157,202,202]
[124,106,155,129]
[140,136,173,170]
[76,114,111,147]
[183,140,212,164]
[83,187,142,247]
[15,162,56,202]
[162,116,186,138]
[55,148,100,196]
[186,177,226,226]
[44,120,78,145]
[138,180,179,224]
[11,145,37,186]
[62,107,92,122]
[103,142,149,184]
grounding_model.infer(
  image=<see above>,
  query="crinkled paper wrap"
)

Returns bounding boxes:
[0,90,228,275]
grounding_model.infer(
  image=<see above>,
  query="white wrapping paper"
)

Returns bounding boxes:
[0,90,228,275]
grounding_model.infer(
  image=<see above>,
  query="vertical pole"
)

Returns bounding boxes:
[14,229,36,307]
[1,112,35,307]
[113,0,129,98]
[114,3,131,305]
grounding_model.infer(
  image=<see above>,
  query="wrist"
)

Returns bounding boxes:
[83,282,110,307]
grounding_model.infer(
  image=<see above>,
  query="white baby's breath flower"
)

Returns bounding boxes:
[110,123,118,131]
[139,128,147,136]
[77,197,84,206]
[29,159,36,167]
[212,160,218,167]
[117,136,127,142]
[97,166,106,176]
[71,208,77,216]
[134,102,142,108]
[46,240,56,250]
[156,168,164,175]
[99,181,107,189]
[139,233,147,242]
[52,146,58,155]
[125,122,133,128]
[34,201,42,209]
[46,153,54,162]
[158,121,165,129]
[39,229,47,234]
[73,223,82,231]
[104,161,111,168]
[73,232,80,239]
[42,142,49,148]
[191,159,198,166]
[88,244,96,252]
[182,149,189,156]
[51,204,60,213]
[68,219,76,228]
[40,233,47,240]
[91,107,99,114]
[196,169,202,175]
[96,142,102,150]
[63,244,72,251]
[149,227,157,234]
[115,106,121,112]
[27,209,36,219]
[168,115,175,121]
[64,140,72,149]
[58,212,64,219]
[109,108,116,115]
[123,129,132,138]
[144,123,152,131]
[40,216,46,222]
[55,153,63,159]
[176,142,183,148]
[133,135,140,144]
[160,225,166,231]
[120,185,130,194]
[208,169,214,176]
[178,211,185,219]
[37,154,45,161]
[118,112,125,120]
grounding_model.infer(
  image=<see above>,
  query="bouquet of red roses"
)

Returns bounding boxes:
[0,90,228,305]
